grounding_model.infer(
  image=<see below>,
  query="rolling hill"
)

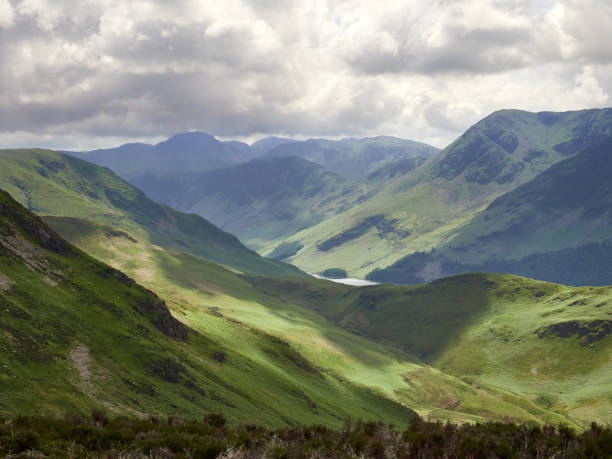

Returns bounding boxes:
[252,273,612,424]
[0,149,302,277]
[0,188,424,426]
[370,136,612,285]
[41,214,579,426]
[270,108,612,278]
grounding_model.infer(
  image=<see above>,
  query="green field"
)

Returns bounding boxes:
[43,216,587,427]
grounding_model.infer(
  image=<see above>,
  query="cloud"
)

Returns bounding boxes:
[0,0,611,150]
[0,0,14,28]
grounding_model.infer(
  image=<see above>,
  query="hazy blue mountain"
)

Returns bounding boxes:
[69,132,255,180]
[264,136,439,180]
[130,155,362,247]
[250,136,297,155]
[222,140,254,158]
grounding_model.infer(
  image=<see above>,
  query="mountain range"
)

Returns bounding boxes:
[259,108,612,281]
[2,105,612,428]
[68,132,257,180]
[65,107,612,286]
[4,145,612,426]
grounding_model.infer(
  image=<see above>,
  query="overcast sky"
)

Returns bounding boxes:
[1,0,612,150]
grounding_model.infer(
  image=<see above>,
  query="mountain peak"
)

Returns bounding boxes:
[432,107,612,186]
[156,131,219,150]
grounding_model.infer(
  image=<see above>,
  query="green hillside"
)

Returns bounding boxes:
[251,273,612,424]
[0,188,422,427]
[371,136,612,285]
[272,108,612,277]
[0,149,302,278]
[41,215,577,426]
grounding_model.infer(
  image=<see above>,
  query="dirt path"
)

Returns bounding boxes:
[0,273,15,292]
[70,345,92,381]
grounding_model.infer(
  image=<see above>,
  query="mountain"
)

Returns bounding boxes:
[264,136,439,180]
[252,272,612,424]
[0,187,423,425]
[429,108,612,186]
[69,132,257,180]
[129,156,368,248]
[66,135,437,253]
[370,136,612,285]
[250,136,297,155]
[0,148,302,277]
[272,108,612,278]
[365,156,431,181]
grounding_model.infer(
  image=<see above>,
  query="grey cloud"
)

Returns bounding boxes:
[0,0,611,149]
[347,15,553,75]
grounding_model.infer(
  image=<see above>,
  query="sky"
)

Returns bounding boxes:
[1,0,612,150]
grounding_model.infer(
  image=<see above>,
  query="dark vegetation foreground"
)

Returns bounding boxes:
[1,413,611,458]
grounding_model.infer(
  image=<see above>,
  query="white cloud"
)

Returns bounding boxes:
[0,0,611,150]
[0,0,14,28]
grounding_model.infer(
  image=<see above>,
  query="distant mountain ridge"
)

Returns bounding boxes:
[61,107,612,285]
[264,136,439,180]
[430,108,612,187]
[69,133,437,183]
[69,131,259,180]
[71,133,438,251]
[129,155,360,247]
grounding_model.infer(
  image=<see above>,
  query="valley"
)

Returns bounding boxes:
[73,108,612,287]
[0,108,611,438]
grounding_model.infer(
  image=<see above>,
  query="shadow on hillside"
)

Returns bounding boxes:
[247,274,507,364]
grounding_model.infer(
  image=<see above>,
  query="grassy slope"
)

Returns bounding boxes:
[44,216,578,426]
[370,137,612,285]
[268,108,612,277]
[0,149,302,278]
[0,189,419,428]
[443,136,612,261]
[251,273,612,425]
